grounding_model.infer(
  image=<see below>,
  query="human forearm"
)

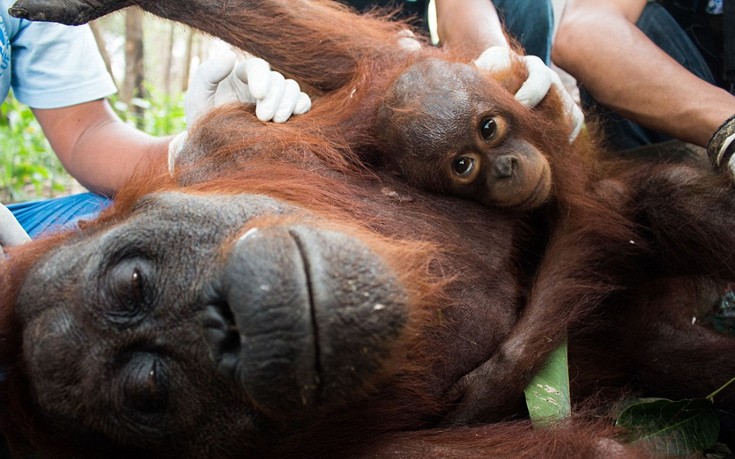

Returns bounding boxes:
[62,122,170,196]
[553,2,735,147]
[34,100,170,196]
[434,0,508,56]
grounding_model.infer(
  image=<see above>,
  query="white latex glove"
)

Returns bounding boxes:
[397,29,422,52]
[0,204,30,260]
[474,46,584,143]
[184,50,311,125]
[169,50,312,171]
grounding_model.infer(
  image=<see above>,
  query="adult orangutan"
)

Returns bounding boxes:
[0,0,733,457]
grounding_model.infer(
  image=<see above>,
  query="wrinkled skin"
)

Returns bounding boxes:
[20,192,406,422]
[8,174,525,457]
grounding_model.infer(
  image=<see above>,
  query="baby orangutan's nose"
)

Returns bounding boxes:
[494,155,518,179]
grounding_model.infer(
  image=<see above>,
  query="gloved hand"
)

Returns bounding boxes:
[0,204,30,260]
[169,51,312,171]
[184,50,312,125]
[397,29,422,52]
[474,46,584,143]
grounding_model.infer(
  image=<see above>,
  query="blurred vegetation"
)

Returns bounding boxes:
[0,95,65,203]
[0,89,185,203]
[0,12,206,204]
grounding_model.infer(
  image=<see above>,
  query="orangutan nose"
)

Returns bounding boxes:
[494,155,518,179]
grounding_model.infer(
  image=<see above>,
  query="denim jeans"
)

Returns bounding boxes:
[7,192,110,238]
[493,0,554,65]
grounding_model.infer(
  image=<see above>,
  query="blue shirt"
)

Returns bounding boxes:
[0,0,116,108]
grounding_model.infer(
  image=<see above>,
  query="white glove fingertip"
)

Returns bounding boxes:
[514,55,551,108]
[569,111,584,143]
[197,50,237,87]
[0,205,31,248]
[242,58,272,100]
[397,29,421,53]
[273,80,300,123]
[474,46,512,72]
[185,51,237,126]
[294,92,312,115]
[167,130,189,173]
[256,71,286,121]
[547,69,585,143]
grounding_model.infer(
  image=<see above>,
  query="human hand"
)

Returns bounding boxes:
[474,46,584,143]
[169,51,312,171]
[184,50,312,125]
[0,204,30,260]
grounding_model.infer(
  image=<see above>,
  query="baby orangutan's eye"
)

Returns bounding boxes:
[480,117,497,141]
[452,156,476,177]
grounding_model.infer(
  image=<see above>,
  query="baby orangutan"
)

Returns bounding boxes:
[375,56,570,211]
[376,55,637,424]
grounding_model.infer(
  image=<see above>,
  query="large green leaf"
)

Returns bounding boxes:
[616,397,720,455]
[524,341,571,426]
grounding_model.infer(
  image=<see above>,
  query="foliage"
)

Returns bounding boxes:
[0,89,184,203]
[110,85,186,136]
[0,95,68,203]
[615,376,735,456]
[524,340,571,427]
[616,397,720,455]
[526,341,734,456]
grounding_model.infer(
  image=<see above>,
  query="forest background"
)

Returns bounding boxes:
[0,10,226,203]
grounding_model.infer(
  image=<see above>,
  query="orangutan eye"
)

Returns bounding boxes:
[480,117,497,141]
[131,268,144,301]
[107,258,151,322]
[452,156,476,177]
[123,353,170,414]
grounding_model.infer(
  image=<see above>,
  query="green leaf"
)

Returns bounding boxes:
[524,340,571,427]
[616,397,720,456]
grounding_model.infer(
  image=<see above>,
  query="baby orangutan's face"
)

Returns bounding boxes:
[376,58,552,210]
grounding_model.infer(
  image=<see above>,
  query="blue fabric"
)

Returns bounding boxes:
[7,192,111,238]
[0,0,116,239]
[0,0,116,109]
[339,0,554,63]
[493,0,554,65]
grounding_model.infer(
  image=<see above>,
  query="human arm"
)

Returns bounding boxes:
[34,53,312,196]
[33,100,170,197]
[553,0,735,149]
[434,0,508,55]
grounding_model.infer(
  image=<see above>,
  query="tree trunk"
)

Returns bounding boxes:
[163,22,175,98]
[123,8,145,127]
[89,20,117,87]
[181,29,195,92]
